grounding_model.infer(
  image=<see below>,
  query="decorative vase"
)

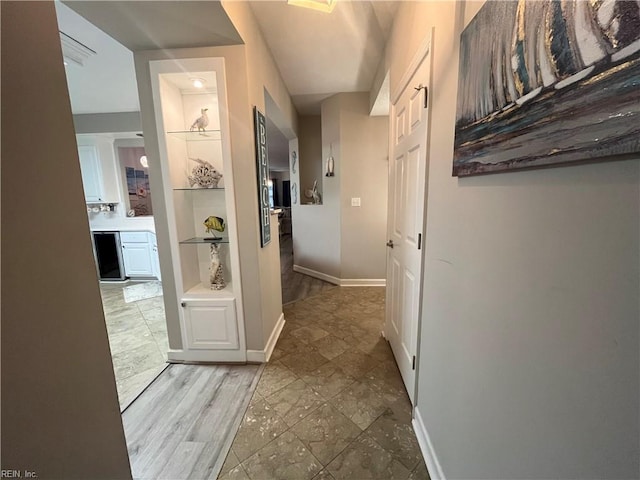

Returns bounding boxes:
[209,244,226,290]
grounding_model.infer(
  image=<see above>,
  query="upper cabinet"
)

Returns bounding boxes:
[149,57,245,363]
[78,145,104,202]
[77,136,123,205]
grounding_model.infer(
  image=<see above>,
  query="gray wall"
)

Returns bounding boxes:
[73,112,142,134]
[292,93,388,282]
[1,2,132,478]
[338,93,388,280]
[387,1,639,478]
[299,115,323,200]
[292,96,342,279]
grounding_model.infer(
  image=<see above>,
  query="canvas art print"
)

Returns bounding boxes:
[453,0,640,176]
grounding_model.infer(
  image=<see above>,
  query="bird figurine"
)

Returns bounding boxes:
[203,215,225,239]
[190,108,209,133]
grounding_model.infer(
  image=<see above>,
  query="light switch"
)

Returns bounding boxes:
[351,197,361,207]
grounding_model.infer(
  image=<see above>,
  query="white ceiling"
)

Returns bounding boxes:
[249,1,398,115]
[56,0,397,149]
[55,1,140,114]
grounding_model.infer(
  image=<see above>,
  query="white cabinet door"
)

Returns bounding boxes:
[78,145,104,202]
[121,242,154,277]
[183,299,237,350]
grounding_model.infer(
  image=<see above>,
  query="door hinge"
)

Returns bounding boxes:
[412,355,416,370]
[418,233,422,250]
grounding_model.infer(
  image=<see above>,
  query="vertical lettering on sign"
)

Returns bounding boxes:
[254,107,271,247]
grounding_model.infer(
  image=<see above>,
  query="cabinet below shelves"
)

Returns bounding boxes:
[182,298,238,350]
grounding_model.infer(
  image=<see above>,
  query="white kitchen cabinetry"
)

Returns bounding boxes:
[120,231,158,278]
[150,57,245,363]
[78,145,104,203]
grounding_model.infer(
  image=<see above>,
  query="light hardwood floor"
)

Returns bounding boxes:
[123,363,262,480]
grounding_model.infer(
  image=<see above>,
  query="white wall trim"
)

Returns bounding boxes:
[245,350,265,363]
[293,264,341,285]
[265,313,285,362]
[294,265,385,287]
[340,278,386,287]
[246,313,285,363]
[413,406,446,480]
[391,29,433,105]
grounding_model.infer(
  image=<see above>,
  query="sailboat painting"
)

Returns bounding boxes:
[453,0,640,176]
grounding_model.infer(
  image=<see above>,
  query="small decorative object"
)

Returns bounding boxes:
[291,183,298,204]
[203,215,225,239]
[325,144,335,177]
[190,108,209,133]
[188,157,222,188]
[209,244,226,290]
[304,179,321,204]
[291,151,297,174]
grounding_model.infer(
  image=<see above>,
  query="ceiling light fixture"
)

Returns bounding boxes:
[191,77,206,89]
[59,31,96,67]
[287,0,337,13]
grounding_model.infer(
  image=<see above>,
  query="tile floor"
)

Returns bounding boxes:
[100,281,169,409]
[219,287,429,480]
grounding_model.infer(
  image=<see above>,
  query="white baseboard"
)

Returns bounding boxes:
[246,313,285,363]
[413,406,446,480]
[293,265,386,287]
[340,278,386,287]
[293,265,340,285]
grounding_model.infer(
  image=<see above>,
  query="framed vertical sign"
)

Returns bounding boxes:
[254,107,271,247]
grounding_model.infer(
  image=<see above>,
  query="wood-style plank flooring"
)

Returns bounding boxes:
[280,234,335,304]
[123,363,262,480]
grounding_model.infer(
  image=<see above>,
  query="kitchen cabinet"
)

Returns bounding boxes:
[120,231,158,278]
[78,145,104,202]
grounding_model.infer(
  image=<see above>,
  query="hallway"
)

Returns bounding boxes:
[280,234,335,305]
[219,287,428,480]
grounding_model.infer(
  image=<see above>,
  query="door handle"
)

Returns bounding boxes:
[386,240,394,248]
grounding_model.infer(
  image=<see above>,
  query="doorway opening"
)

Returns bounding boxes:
[264,92,334,305]
[56,1,169,411]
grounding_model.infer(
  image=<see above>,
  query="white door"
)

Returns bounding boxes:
[385,47,431,404]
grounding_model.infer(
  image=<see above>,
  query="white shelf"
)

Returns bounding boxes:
[182,281,235,301]
[167,130,222,141]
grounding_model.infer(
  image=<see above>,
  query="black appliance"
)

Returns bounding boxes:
[92,231,126,280]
